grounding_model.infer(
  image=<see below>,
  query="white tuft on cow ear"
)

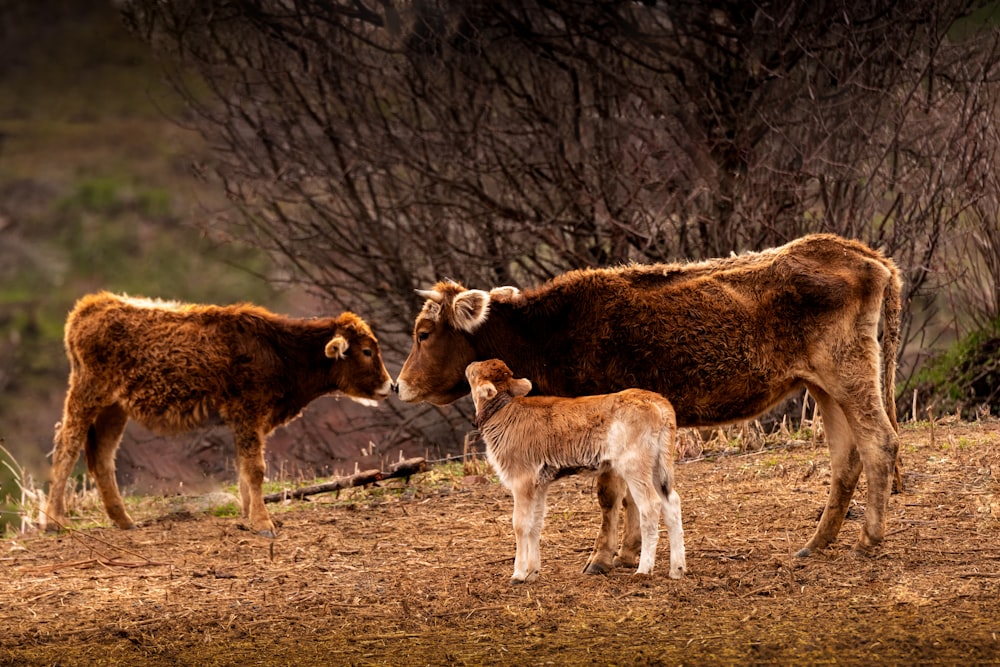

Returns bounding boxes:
[325,336,349,359]
[510,378,532,397]
[475,381,498,403]
[489,286,522,303]
[452,289,491,333]
[415,288,443,302]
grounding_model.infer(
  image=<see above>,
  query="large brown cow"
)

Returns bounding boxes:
[396,234,902,567]
[44,292,393,537]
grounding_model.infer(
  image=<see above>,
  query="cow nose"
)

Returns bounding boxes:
[391,382,399,394]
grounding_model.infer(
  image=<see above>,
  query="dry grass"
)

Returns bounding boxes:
[1,421,998,666]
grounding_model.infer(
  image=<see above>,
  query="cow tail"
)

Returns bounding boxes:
[882,261,902,433]
[882,258,904,492]
[655,404,676,501]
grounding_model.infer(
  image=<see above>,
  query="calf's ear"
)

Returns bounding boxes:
[474,381,498,403]
[510,378,532,397]
[452,290,491,333]
[325,335,349,359]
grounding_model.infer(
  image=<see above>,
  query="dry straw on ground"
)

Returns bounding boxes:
[2,421,998,665]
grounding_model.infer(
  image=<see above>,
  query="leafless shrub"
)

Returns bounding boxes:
[121,1,1000,450]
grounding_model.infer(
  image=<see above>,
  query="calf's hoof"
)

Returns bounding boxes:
[795,547,813,558]
[510,571,539,585]
[668,566,685,579]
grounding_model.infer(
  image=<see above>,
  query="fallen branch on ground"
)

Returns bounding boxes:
[263,457,426,503]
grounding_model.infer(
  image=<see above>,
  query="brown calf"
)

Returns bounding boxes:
[44,292,392,536]
[396,234,902,566]
[468,359,685,583]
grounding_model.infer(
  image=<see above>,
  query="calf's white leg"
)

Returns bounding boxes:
[662,489,686,579]
[627,478,662,575]
[511,480,547,583]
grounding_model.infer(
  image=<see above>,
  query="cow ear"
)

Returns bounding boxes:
[489,286,522,303]
[452,289,490,333]
[474,381,498,403]
[510,378,532,397]
[325,335,349,359]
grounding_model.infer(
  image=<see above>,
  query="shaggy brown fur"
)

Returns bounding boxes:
[44,292,393,537]
[397,234,902,567]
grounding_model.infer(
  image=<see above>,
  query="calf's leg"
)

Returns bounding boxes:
[233,425,276,537]
[615,487,643,569]
[661,489,686,579]
[584,470,625,574]
[84,404,133,529]
[511,480,547,583]
[626,478,662,575]
[45,389,99,531]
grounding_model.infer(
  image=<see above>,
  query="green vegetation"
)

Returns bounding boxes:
[909,316,1000,420]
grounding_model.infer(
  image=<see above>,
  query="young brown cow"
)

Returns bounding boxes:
[396,234,902,566]
[468,359,685,583]
[44,292,393,537]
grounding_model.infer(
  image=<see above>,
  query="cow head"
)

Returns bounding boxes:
[395,280,516,405]
[328,312,393,407]
[465,359,532,413]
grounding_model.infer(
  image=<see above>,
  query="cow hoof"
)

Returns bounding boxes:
[583,560,612,575]
[257,528,276,539]
[613,554,639,569]
[795,547,812,558]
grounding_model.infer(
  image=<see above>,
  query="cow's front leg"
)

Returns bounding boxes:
[584,469,625,574]
[233,426,276,538]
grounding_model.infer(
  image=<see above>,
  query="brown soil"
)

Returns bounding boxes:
[2,421,999,666]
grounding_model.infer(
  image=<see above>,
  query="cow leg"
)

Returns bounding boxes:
[232,426,276,537]
[798,389,860,556]
[625,477,662,576]
[584,469,625,574]
[45,389,100,532]
[848,404,898,554]
[84,404,133,529]
[511,479,546,583]
[616,486,643,568]
[661,489,686,579]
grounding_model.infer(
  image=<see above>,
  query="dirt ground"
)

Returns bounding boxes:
[2,421,999,666]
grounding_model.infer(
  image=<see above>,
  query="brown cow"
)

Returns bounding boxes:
[396,234,902,566]
[44,292,393,537]
[467,359,685,583]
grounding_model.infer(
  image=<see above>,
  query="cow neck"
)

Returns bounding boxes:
[475,391,513,429]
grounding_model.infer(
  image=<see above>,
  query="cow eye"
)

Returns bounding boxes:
[417,331,430,342]
[363,348,373,358]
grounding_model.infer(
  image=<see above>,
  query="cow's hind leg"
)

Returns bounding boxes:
[583,469,625,574]
[797,388,860,556]
[849,408,898,554]
[84,404,133,529]
[615,486,642,569]
[45,390,99,531]
[625,477,662,576]
[661,489,686,579]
